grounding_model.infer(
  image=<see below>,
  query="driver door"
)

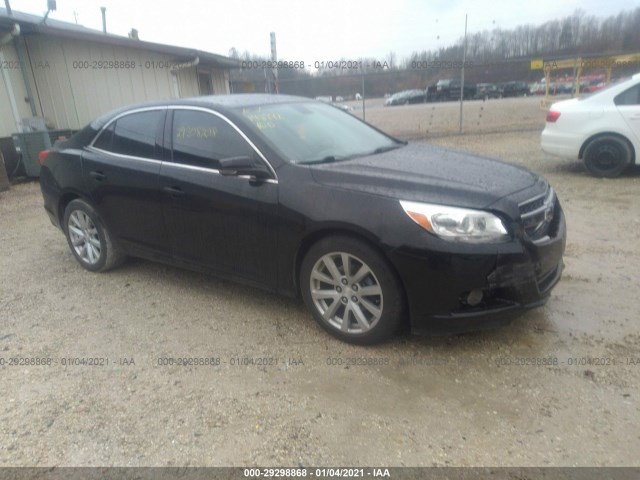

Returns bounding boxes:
[159,108,279,289]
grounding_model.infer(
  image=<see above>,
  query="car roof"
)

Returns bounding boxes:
[92,94,312,126]
[148,93,309,109]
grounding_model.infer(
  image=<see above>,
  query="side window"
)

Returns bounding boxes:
[614,85,640,106]
[94,110,164,159]
[171,110,254,169]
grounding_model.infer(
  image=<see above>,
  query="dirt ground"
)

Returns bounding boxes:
[1,97,639,468]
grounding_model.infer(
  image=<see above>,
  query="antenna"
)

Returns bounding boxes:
[41,0,56,24]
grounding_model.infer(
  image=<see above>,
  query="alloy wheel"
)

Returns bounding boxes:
[67,210,102,265]
[309,252,383,334]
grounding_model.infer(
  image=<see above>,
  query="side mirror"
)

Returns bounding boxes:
[219,155,270,180]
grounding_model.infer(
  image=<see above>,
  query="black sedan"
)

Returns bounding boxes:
[39,94,565,344]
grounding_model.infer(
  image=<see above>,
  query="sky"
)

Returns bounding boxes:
[5,0,640,65]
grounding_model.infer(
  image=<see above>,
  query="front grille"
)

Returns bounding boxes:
[519,187,556,242]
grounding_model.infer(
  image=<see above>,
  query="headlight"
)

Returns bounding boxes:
[400,200,509,243]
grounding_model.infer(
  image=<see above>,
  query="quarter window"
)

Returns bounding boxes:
[614,84,640,106]
[92,123,115,150]
[171,110,254,168]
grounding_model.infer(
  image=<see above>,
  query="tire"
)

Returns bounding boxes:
[583,136,632,178]
[300,236,404,344]
[63,199,125,272]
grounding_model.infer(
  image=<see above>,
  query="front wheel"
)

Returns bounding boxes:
[63,199,125,272]
[583,136,632,178]
[300,236,404,344]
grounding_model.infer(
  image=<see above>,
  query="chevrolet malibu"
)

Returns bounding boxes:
[39,94,565,344]
[541,72,640,178]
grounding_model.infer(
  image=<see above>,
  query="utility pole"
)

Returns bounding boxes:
[270,32,278,94]
[459,13,468,134]
[4,0,12,16]
[361,71,365,121]
[101,7,107,34]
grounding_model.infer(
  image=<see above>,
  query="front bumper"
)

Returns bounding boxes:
[389,206,566,335]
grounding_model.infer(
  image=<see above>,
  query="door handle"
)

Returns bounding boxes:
[89,171,106,181]
[162,186,185,197]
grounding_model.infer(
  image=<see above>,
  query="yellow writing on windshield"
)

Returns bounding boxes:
[243,109,284,130]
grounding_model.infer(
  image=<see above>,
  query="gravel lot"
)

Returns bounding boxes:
[1,96,639,467]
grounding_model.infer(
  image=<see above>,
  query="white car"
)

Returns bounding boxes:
[541,72,640,177]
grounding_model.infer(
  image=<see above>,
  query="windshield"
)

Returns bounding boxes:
[236,102,400,164]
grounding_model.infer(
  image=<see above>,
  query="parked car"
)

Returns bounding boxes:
[474,83,502,100]
[542,73,640,177]
[431,79,476,101]
[529,83,546,96]
[384,89,425,106]
[501,81,530,97]
[554,82,573,95]
[582,80,606,94]
[39,94,565,344]
[333,103,355,113]
[425,84,438,102]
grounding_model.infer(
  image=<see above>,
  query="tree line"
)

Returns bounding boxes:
[228,7,640,98]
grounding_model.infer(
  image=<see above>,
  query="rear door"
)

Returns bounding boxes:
[82,108,169,256]
[159,107,279,288]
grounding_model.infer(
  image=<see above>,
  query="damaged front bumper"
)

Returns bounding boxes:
[389,206,566,335]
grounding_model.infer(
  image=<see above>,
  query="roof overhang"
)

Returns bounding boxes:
[0,7,241,70]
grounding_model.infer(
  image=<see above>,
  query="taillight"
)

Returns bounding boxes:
[38,150,50,166]
[546,111,561,123]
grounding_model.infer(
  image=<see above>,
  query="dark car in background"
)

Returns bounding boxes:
[430,79,476,101]
[39,94,565,344]
[474,83,503,100]
[501,81,530,97]
[384,89,426,106]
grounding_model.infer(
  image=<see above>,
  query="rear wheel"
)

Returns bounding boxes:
[300,236,404,344]
[583,136,632,178]
[63,199,125,272]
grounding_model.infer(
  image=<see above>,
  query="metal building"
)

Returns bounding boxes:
[0,7,239,140]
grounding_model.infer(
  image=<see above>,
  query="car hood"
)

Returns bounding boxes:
[309,143,541,211]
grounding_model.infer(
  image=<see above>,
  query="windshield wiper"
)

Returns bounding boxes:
[372,144,404,155]
[304,155,350,165]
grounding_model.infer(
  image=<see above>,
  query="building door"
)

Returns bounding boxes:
[198,72,213,95]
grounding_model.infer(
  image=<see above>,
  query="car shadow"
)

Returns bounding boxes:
[115,256,554,356]
[549,160,640,178]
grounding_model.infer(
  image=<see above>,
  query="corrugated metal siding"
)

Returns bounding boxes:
[0,44,37,137]
[24,36,179,130]
[1,35,232,137]
[174,68,199,97]
[212,69,228,94]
